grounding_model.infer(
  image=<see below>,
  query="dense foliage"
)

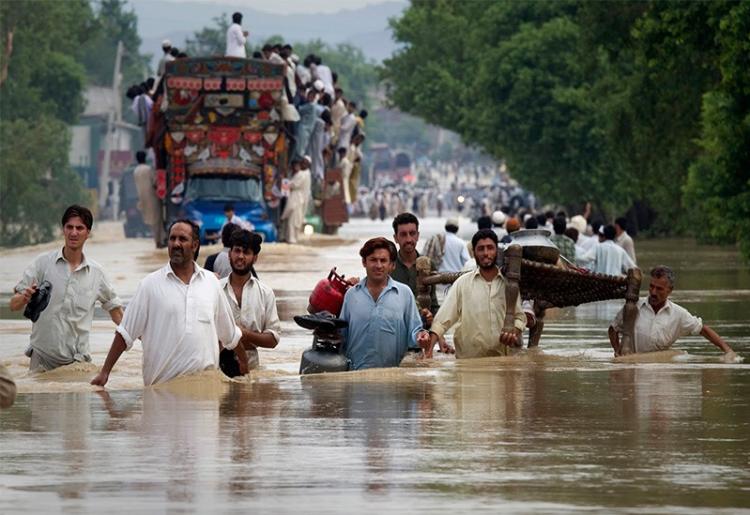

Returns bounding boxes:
[383,0,750,257]
[0,0,147,246]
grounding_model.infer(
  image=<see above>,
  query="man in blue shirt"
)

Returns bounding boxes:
[340,237,428,370]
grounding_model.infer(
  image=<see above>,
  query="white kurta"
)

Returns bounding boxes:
[281,169,311,243]
[117,263,241,386]
[611,299,703,353]
[225,23,247,58]
[220,275,281,368]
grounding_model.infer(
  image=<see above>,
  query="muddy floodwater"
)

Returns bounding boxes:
[1,218,749,513]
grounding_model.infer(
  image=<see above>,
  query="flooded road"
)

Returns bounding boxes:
[1,218,749,513]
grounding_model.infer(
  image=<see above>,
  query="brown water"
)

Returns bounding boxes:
[1,220,749,513]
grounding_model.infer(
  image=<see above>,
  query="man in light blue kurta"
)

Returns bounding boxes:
[339,238,425,370]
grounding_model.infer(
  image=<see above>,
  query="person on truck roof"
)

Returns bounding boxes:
[226,12,248,58]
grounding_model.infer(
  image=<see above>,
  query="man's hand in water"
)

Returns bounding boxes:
[722,350,742,364]
[437,335,454,354]
[90,371,109,387]
[500,329,522,347]
[417,331,434,358]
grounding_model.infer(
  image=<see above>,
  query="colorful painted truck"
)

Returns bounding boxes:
[153,57,290,244]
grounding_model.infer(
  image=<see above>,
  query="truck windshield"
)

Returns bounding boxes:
[186,176,263,203]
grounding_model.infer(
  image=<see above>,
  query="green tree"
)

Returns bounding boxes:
[185,14,231,58]
[0,1,97,246]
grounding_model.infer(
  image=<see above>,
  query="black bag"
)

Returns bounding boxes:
[24,280,53,322]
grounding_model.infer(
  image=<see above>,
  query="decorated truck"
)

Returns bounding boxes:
[152,57,289,244]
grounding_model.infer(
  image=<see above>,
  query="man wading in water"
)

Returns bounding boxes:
[91,220,241,386]
[11,205,123,372]
[339,237,428,370]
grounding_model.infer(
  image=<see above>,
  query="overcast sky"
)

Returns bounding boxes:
[158,0,395,15]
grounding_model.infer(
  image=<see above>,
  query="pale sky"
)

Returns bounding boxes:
[159,0,397,15]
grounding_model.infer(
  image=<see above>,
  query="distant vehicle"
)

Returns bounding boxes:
[120,166,151,238]
[369,144,413,186]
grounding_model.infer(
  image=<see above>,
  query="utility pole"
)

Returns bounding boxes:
[99,40,124,218]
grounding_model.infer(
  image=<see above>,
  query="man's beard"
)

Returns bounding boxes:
[231,263,253,276]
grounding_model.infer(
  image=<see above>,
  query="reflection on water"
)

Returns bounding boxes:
[1,236,749,512]
[2,364,749,512]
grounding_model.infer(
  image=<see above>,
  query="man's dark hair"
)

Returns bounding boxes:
[477,215,492,230]
[359,109,368,119]
[232,12,242,23]
[651,265,675,289]
[359,237,397,262]
[553,216,566,235]
[169,219,201,259]
[337,147,347,157]
[564,227,579,243]
[544,210,555,219]
[332,71,338,83]
[525,217,538,230]
[282,44,292,51]
[334,87,343,95]
[319,92,332,107]
[136,150,147,164]
[313,55,322,65]
[556,210,567,219]
[170,47,179,57]
[445,222,459,234]
[62,205,93,231]
[591,219,603,235]
[169,219,200,242]
[224,203,234,213]
[603,224,616,240]
[229,228,262,255]
[535,213,547,227]
[252,51,263,59]
[471,228,498,250]
[320,110,332,125]
[615,217,628,231]
[262,44,273,52]
[392,212,419,234]
[221,223,237,248]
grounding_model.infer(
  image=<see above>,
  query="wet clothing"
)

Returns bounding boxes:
[438,232,470,273]
[0,364,16,409]
[431,266,526,359]
[225,23,247,58]
[611,299,703,353]
[550,234,576,263]
[212,249,232,279]
[220,275,281,370]
[616,231,637,264]
[15,249,121,371]
[133,163,164,246]
[117,263,240,386]
[390,251,439,315]
[584,240,635,276]
[340,277,423,370]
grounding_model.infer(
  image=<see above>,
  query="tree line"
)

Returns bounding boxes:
[382,0,750,258]
[0,0,148,246]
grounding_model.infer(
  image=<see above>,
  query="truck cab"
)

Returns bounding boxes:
[182,175,276,243]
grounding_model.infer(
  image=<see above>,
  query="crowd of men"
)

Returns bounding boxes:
[0,201,735,410]
[224,11,369,241]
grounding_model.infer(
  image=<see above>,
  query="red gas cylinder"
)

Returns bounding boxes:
[308,268,351,316]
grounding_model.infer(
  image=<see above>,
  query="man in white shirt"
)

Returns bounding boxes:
[614,216,637,264]
[311,55,334,96]
[337,101,357,151]
[219,229,281,376]
[609,265,735,358]
[91,220,242,387]
[438,218,470,273]
[222,203,253,232]
[225,12,248,58]
[583,224,635,276]
[11,205,123,372]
